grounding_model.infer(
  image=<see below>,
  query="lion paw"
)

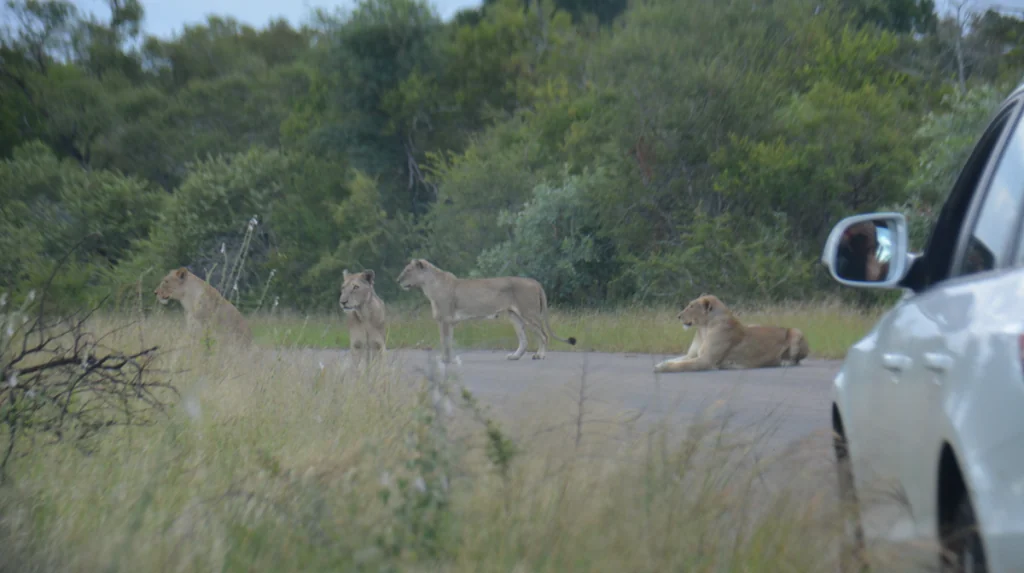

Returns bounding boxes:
[506,353,522,361]
[532,353,545,360]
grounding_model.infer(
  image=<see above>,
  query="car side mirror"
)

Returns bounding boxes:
[822,212,911,289]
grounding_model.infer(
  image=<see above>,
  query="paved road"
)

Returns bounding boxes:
[304,347,842,451]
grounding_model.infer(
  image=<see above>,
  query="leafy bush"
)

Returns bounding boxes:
[122,147,415,311]
[622,210,817,305]
[475,168,616,305]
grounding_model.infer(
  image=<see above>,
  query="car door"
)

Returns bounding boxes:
[880,97,1024,539]
[850,99,1014,487]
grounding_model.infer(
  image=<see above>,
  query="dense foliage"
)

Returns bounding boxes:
[2,0,1022,311]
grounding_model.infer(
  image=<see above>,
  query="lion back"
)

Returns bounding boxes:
[197,279,253,344]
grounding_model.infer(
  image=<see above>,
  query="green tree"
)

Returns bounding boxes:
[296,0,446,216]
[125,147,410,310]
[892,83,1007,250]
[0,141,165,307]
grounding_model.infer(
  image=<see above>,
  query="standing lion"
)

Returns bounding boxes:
[654,294,809,373]
[395,258,576,364]
[339,269,387,370]
[153,267,253,347]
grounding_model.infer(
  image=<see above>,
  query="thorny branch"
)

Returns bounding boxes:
[1,260,178,481]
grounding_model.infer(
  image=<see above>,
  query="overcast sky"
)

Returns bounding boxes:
[7,0,1024,40]
[66,0,483,38]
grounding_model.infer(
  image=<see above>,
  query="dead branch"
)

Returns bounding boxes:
[1,246,178,481]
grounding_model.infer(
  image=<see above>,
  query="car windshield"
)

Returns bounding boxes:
[876,226,892,264]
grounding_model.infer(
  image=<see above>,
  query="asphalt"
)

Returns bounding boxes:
[303,347,842,450]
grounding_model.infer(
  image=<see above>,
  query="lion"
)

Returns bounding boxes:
[395,258,577,364]
[653,294,809,373]
[154,267,253,347]
[339,269,387,369]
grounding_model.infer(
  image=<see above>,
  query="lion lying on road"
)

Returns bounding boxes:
[154,267,253,347]
[340,269,387,369]
[654,294,809,373]
[395,258,576,364]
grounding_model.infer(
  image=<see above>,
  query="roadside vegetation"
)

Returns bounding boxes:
[2,312,929,572]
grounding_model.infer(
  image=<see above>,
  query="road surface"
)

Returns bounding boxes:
[303,347,842,450]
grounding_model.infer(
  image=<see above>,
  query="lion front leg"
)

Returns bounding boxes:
[368,336,386,367]
[363,333,374,371]
[653,327,706,373]
[506,312,528,360]
[438,321,455,364]
[685,328,703,359]
[350,337,365,371]
[653,354,717,373]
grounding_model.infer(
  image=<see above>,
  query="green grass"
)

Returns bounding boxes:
[251,301,884,360]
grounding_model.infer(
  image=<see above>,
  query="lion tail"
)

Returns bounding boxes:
[539,286,577,346]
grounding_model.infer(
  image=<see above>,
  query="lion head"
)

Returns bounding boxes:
[340,269,376,313]
[154,267,191,305]
[676,294,727,330]
[396,259,432,291]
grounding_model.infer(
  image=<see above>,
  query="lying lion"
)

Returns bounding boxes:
[653,294,809,373]
[154,267,253,347]
[339,269,387,369]
[396,258,577,364]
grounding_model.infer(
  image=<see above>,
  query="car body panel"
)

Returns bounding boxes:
[833,269,1024,571]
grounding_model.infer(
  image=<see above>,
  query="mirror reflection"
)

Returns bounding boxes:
[835,219,893,282]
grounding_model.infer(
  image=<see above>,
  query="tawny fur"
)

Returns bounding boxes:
[153,267,253,347]
[395,258,576,364]
[654,294,809,373]
[340,269,387,370]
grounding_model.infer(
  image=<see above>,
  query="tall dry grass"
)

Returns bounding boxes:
[0,313,927,572]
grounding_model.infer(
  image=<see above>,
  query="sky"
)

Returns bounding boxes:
[5,0,1024,41]
[68,0,484,38]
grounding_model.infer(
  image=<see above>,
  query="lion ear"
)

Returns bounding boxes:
[415,259,425,269]
[702,298,712,312]
[363,269,375,285]
[175,267,188,280]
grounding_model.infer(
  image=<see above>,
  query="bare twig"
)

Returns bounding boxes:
[1,247,177,481]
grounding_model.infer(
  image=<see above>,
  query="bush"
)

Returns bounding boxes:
[475,168,616,305]
[622,209,817,306]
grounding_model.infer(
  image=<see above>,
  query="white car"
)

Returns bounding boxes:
[821,84,1024,573]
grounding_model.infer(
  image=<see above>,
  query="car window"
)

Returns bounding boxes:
[908,102,1016,291]
[955,112,1024,277]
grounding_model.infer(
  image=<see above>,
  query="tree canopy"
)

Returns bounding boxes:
[1,0,1021,311]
